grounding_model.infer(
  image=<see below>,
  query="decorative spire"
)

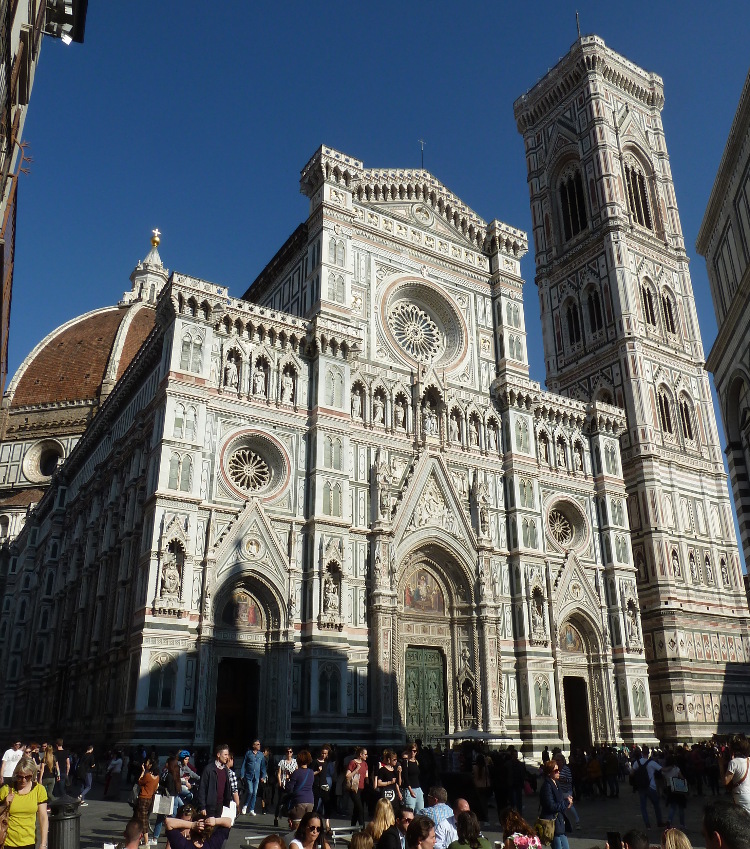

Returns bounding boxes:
[143,228,163,268]
[151,227,161,247]
[121,230,168,306]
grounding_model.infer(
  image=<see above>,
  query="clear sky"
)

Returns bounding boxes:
[9,0,750,392]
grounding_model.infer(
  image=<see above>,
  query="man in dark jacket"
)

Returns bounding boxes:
[379,806,414,849]
[197,743,232,817]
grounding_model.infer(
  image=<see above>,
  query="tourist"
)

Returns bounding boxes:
[276,747,298,827]
[312,746,334,828]
[374,751,401,805]
[106,750,125,800]
[196,744,232,818]
[53,740,70,796]
[365,798,395,845]
[499,807,541,849]
[661,828,692,849]
[165,809,233,849]
[720,734,750,815]
[286,751,315,820]
[702,800,750,849]
[402,746,423,813]
[37,745,58,801]
[447,811,490,849]
[434,799,469,849]
[538,760,572,849]
[154,756,183,841]
[379,805,414,849]
[346,748,369,828]
[351,834,374,849]
[225,753,241,812]
[116,820,145,849]
[554,755,579,830]
[622,830,648,849]
[240,739,267,816]
[405,816,436,849]
[76,745,95,805]
[263,747,279,816]
[258,837,286,849]
[0,757,48,849]
[421,788,453,827]
[633,745,665,829]
[288,811,331,849]
[1,742,23,786]
[137,758,160,845]
[179,751,199,803]
[660,755,688,829]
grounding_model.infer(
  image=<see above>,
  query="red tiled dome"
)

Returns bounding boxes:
[8,303,155,410]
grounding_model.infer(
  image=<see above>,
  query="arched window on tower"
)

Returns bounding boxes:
[566,303,581,346]
[679,396,694,442]
[559,169,588,241]
[657,391,674,435]
[642,284,657,327]
[661,292,677,335]
[587,290,604,334]
[624,158,653,230]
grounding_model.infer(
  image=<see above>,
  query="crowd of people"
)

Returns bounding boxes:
[1,735,750,849]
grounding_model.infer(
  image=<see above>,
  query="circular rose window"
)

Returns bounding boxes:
[381,279,465,370]
[546,500,588,551]
[220,430,289,501]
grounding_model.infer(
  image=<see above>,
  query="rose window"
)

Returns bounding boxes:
[548,509,573,545]
[228,448,271,492]
[388,302,443,363]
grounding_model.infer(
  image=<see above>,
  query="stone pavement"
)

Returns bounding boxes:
[75,784,713,849]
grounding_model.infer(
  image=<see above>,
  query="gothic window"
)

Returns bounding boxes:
[173,404,185,439]
[632,681,648,717]
[520,478,534,508]
[179,333,203,373]
[657,390,674,435]
[558,169,588,241]
[678,396,694,442]
[332,484,342,517]
[147,655,177,709]
[328,237,345,268]
[185,406,197,442]
[327,272,345,304]
[318,664,340,713]
[641,284,657,327]
[566,302,582,347]
[168,453,192,492]
[326,369,343,407]
[515,419,529,452]
[587,289,603,333]
[624,159,653,230]
[45,572,54,596]
[662,292,677,335]
[322,482,332,516]
[534,677,551,716]
[323,436,342,470]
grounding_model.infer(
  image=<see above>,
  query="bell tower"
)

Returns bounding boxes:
[514,35,750,740]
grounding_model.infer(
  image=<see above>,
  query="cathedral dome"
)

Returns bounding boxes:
[6,303,156,411]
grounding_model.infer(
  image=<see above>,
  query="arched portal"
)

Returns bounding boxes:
[557,616,601,750]
[395,544,477,744]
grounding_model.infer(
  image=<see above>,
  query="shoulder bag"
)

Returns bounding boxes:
[533,816,555,846]
[347,764,360,792]
[0,792,13,849]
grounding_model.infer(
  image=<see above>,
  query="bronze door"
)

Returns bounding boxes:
[404,647,446,744]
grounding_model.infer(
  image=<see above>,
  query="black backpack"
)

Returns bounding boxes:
[630,757,651,791]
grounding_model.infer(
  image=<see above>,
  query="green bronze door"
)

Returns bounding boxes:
[404,648,446,744]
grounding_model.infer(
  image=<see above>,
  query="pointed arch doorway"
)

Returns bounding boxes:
[404,647,446,743]
[559,618,595,750]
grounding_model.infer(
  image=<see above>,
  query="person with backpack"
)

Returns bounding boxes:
[630,745,665,828]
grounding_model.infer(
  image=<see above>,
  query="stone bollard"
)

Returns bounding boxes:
[48,793,81,849]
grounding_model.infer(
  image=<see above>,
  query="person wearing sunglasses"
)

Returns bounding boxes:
[290,811,330,849]
[538,761,573,849]
[0,757,48,849]
[275,748,298,827]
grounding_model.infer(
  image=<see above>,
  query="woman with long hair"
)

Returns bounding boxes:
[0,757,49,849]
[500,807,541,849]
[538,760,573,849]
[374,752,401,805]
[274,747,297,827]
[405,816,435,849]
[346,748,369,828]
[401,746,423,813]
[365,798,395,844]
[290,811,331,849]
[350,833,374,849]
[153,755,182,840]
[448,811,490,849]
[287,751,316,821]
[661,828,693,849]
[137,758,160,845]
[37,746,58,803]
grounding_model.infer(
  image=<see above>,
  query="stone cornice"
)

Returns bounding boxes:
[696,68,750,255]
[513,35,664,133]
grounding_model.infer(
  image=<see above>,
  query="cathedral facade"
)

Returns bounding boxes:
[0,35,746,752]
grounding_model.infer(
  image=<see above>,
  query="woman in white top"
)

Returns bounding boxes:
[289,811,330,849]
[721,735,750,815]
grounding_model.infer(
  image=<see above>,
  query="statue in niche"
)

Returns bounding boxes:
[689,553,698,583]
[253,369,266,398]
[224,356,239,390]
[351,390,362,419]
[557,441,566,468]
[626,603,641,646]
[461,680,475,723]
[192,571,201,608]
[487,425,497,452]
[672,550,682,579]
[476,478,491,536]
[531,591,545,635]
[281,372,294,404]
[323,576,340,613]
[539,436,548,463]
[449,416,460,442]
[469,421,479,447]
[162,555,181,597]
[394,401,405,430]
[574,444,583,471]
[287,592,296,620]
[373,396,384,425]
[209,343,220,386]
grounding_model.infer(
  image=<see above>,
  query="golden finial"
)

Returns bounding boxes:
[151,228,161,247]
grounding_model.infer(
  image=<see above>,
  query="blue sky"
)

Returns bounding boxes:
[10,0,750,390]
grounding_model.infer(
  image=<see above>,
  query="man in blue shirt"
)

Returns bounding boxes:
[240,740,266,816]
